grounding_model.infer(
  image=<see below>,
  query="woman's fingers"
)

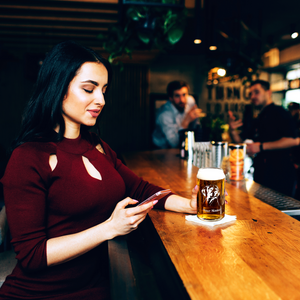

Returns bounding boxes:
[192,185,199,196]
[188,185,198,212]
[126,200,158,217]
[117,197,139,209]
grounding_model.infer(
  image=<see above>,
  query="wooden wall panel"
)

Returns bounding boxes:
[98,64,151,153]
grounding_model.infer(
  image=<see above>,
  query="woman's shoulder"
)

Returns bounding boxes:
[10,141,56,162]
[3,142,56,183]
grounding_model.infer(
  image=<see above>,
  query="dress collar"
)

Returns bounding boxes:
[56,134,92,154]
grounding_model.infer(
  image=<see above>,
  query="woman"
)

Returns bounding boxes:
[0,41,197,299]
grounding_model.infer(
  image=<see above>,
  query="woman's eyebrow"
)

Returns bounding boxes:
[81,80,99,86]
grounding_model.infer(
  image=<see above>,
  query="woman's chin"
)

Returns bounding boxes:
[82,118,98,127]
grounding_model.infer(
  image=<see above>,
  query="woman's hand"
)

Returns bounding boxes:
[107,197,157,239]
[189,185,198,213]
[164,185,228,215]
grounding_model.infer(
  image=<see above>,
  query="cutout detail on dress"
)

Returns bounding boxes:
[49,154,58,171]
[96,144,105,154]
[82,156,102,180]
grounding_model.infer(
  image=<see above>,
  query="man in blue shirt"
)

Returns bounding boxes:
[152,81,202,149]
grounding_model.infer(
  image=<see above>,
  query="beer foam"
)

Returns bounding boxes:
[197,168,225,180]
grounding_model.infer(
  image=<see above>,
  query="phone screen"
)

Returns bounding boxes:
[137,189,172,206]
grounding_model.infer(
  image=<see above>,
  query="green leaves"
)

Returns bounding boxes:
[167,27,184,44]
[97,4,187,63]
[137,31,151,44]
[127,7,145,21]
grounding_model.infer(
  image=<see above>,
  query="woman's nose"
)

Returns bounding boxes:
[94,91,105,106]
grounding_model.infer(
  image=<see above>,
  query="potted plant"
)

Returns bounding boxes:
[97,1,187,63]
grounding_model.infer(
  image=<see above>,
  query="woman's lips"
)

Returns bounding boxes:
[88,110,100,117]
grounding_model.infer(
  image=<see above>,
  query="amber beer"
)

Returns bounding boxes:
[197,168,225,221]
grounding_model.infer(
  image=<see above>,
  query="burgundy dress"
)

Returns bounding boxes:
[0,135,169,299]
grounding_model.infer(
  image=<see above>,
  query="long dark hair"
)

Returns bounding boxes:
[12,40,112,150]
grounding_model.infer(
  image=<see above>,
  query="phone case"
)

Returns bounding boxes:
[137,189,172,206]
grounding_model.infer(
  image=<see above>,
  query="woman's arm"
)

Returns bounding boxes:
[164,185,198,214]
[46,198,156,266]
[105,139,199,215]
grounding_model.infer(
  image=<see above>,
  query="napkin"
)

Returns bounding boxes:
[185,214,236,226]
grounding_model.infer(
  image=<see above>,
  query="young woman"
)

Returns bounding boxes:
[0,41,197,300]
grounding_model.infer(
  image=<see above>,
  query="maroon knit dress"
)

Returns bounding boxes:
[0,135,169,299]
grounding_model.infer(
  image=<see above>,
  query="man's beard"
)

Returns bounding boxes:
[174,103,185,113]
[254,104,263,111]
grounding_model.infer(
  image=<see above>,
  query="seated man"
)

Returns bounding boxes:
[152,80,202,149]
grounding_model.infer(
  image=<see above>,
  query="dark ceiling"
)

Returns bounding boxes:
[0,0,119,52]
[1,0,300,65]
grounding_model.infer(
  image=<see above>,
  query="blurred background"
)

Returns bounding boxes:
[1,0,300,155]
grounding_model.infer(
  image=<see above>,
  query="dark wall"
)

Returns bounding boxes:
[0,51,36,155]
[98,64,151,153]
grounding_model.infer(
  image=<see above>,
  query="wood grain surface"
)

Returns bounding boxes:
[122,149,300,300]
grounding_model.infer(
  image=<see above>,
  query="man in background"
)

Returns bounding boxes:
[229,79,298,196]
[288,102,300,136]
[152,80,202,149]
[288,102,300,199]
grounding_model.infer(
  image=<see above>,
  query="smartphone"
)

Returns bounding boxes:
[137,189,172,206]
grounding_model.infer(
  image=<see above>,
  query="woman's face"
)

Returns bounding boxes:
[62,62,108,131]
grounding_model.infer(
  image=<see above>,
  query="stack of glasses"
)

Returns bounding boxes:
[192,141,229,174]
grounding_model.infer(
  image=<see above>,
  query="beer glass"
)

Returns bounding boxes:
[197,168,225,221]
[229,143,246,181]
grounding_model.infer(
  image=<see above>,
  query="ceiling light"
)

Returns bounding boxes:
[217,68,226,76]
[291,32,299,39]
[209,46,217,51]
[194,39,202,44]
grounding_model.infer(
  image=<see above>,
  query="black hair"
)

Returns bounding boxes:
[12,41,112,150]
[166,80,189,98]
[250,79,270,91]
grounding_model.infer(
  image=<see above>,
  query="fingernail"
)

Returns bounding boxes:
[132,199,139,203]
[153,200,158,204]
[194,185,198,190]
[225,200,228,204]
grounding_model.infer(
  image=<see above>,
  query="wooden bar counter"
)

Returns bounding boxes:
[121,148,300,300]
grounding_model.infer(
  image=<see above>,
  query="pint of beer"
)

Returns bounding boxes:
[197,168,225,221]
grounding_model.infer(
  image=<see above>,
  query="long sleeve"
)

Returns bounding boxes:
[1,143,51,272]
[156,111,182,148]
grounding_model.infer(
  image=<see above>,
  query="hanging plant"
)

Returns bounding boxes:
[97,4,187,63]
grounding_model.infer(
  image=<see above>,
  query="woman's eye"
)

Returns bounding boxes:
[83,89,93,93]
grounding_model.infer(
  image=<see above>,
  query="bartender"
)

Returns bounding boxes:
[228,79,299,197]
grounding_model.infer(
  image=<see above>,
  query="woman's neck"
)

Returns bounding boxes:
[54,124,80,139]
